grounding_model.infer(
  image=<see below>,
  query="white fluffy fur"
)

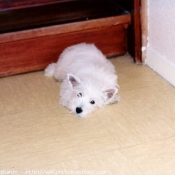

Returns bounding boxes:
[45,43,119,117]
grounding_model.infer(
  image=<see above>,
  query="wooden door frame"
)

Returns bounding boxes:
[141,0,148,63]
[111,0,142,63]
[133,0,142,63]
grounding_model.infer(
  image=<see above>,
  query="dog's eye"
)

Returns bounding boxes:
[90,100,95,105]
[77,93,82,97]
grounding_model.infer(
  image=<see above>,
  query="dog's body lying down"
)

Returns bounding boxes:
[45,43,119,117]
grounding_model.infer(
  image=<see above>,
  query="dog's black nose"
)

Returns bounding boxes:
[76,107,83,114]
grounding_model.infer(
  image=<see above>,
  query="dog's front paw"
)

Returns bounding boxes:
[110,95,121,104]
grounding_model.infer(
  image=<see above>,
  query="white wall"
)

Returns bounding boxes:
[146,0,175,86]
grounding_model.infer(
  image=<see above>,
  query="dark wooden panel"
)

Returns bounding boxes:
[0,0,127,34]
[0,0,71,10]
[0,25,127,77]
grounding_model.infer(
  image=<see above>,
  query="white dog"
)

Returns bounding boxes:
[45,43,119,117]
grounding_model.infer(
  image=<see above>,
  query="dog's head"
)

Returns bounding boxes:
[63,74,119,117]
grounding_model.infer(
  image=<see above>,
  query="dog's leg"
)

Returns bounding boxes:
[44,63,56,77]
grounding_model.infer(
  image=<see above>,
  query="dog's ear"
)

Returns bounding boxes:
[67,74,81,88]
[103,88,118,103]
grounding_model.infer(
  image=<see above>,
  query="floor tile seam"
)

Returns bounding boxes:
[119,135,175,151]
[98,119,175,152]
[98,117,122,148]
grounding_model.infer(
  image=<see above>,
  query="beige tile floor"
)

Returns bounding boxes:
[1,55,175,175]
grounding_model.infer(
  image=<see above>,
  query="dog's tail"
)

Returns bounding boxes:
[44,63,57,77]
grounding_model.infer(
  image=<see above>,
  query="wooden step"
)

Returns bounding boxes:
[0,0,131,77]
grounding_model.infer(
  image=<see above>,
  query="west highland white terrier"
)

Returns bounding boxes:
[45,43,119,117]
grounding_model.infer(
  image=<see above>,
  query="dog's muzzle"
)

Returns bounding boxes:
[76,107,83,114]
